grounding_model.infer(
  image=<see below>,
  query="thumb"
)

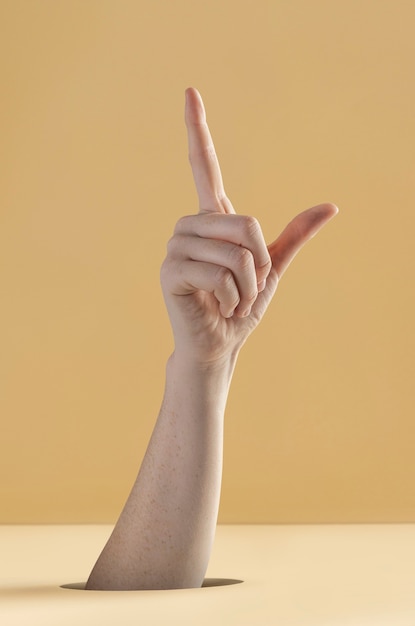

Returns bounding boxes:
[268,203,339,279]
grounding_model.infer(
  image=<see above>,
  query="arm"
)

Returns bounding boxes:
[85,88,338,590]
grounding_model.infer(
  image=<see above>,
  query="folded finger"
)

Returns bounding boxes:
[168,234,258,317]
[166,258,240,318]
[174,213,272,287]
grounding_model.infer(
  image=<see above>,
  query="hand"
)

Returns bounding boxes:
[160,88,338,366]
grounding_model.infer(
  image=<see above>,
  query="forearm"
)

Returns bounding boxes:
[86,350,237,590]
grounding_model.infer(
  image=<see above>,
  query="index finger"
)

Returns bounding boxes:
[185,88,234,214]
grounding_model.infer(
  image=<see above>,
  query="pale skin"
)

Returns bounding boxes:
[85,88,338,591]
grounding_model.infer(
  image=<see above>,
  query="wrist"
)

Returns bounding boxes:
[168,346,240,381]
[163,350,238,425]
[165,348,240,417]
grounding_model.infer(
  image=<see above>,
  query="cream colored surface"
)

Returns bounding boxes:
[1,0,415,523]
[1,524,415,625]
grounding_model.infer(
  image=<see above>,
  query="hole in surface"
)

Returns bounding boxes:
[202,578,243,588]
[61,578,243,591]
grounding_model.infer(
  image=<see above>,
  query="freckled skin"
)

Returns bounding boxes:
[85,88,338,591]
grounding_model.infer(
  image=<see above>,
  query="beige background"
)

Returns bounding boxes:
[1,0,414,524]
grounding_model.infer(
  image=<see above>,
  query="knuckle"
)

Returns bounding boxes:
[259,254,273,275]
[159,257,170,285]
[246,288,259,305]
[229,245,253,270]
[174,215,192,234]
[160,257,183,291]
[166,235,175,254]
[188,140,215,165]
[241,215,261,238]
[166,234,182,257]
[214,266,234,289]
